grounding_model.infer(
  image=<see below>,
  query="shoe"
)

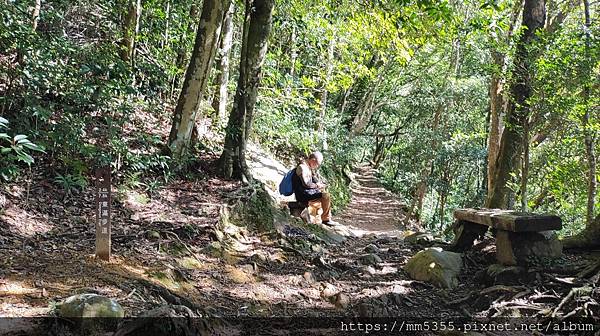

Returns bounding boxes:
[322,220,340,226]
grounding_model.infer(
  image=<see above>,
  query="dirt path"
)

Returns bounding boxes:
[337,165,411,235]
[2,153,595,335]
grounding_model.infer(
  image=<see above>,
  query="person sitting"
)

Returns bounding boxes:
[292,151,339,226]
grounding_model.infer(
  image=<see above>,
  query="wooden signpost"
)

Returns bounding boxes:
[95,167,111,260]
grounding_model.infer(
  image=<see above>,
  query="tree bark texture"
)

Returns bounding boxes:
[486,0,546,209]
[220,0,275,180]
[167,0,229,158]
[582,0,597,230]
[32,0,41,31]
[211,1,235,123]
[486,0,522,196]
[120,0,141,64]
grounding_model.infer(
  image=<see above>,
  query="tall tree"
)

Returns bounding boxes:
[219,0,275,180]
[32,0,41,31]
[582,0,596,230]
[167,0,230,158]
[120,0,142,64]
[486,0,546,209]
[487,0,523,196]
[211,2,235,123]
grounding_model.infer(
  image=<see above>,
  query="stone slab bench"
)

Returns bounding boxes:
[451,208,562,265]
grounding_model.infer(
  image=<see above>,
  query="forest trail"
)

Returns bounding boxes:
[246,145,412,237]
[336,165,410,236]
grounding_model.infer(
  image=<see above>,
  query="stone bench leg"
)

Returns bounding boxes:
[450,220,488,251]
[496,230,562,266]
[496,230,517,265]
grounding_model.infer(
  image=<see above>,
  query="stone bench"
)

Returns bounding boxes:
[451,208,562,265]
[287,201,322,224]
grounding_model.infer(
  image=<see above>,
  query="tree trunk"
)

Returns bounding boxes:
[582,0,597,230]
[520,117,530,210]
[285,25,297,96]
[162,0,170,49]
[487,52,505,195]
[120,0,142,64]
[171,4,199,99]
[211,1,235,123]
[486,0,546,209]
[487,0,522,196]
[219,0,275,180]
[167,0,229,158]
[317,31,336,149]
[350,68,385,136]
[32,0,41,31]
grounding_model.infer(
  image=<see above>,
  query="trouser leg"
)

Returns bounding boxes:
[320,192,332,221]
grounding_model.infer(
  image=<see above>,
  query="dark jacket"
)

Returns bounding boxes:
[292,162,322,202]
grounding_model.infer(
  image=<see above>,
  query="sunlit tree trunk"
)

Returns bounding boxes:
[212,2,235,123]
[486,0,546,209]
[487,0,522,196]
[120,0,142,64]
[285,25,297,96]
[520,118,530,210]
[171,4,199,99]
[32,0,41,31]
[161,0,170,49]
[487,52,505,195]
[317,30,335,149]
[220,0,274,180]
[582,0,596,230]
[167,0,229,158]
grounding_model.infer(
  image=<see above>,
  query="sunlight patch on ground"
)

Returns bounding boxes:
[0,206,53,237]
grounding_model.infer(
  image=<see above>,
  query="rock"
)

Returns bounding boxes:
[334,293,350,309]
[320,283,338,299]
[404,248,462,289]
[364,244,380,254]
[311,244,325,253]
[203,241,223,258]
[146,230,160,240]
[482,264,537,285]
[58,294,124,318]
[250,251,268,263]
[303,271,316,284]
[325,230,346,243]
[363,266,377,275]
[226,265,255,284]
[360,253,382,265]
[404,232,435,246]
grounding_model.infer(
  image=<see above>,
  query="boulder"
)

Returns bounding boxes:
[320,283,339,299]
[364,244,380,254]
[404,248,462,289]
[58,293,124,318]
[404,232,436,246]
[359,253,383,265]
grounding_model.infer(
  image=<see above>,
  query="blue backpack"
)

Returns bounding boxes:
[279,169,295,196]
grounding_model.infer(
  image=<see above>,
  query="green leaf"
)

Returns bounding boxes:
[23,142,45,152]
[13,134,28,142]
